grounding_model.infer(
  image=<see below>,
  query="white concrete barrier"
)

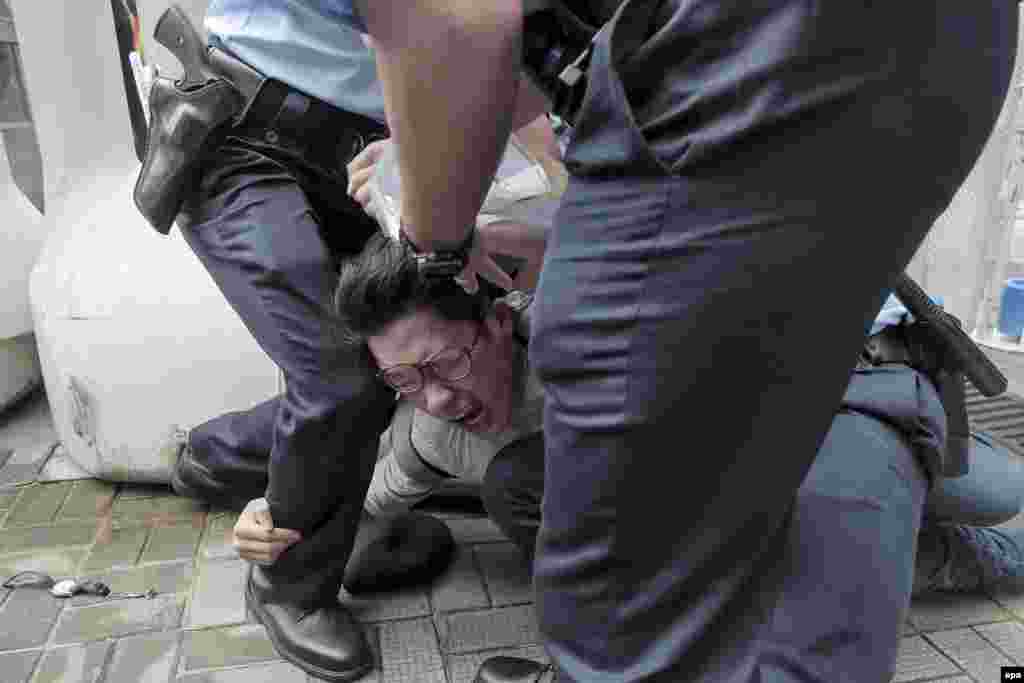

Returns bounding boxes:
[30,167,279,481]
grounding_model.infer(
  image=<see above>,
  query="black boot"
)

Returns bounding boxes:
[343,512,455,594]
[475,656,552,683]
[246,564,373,682]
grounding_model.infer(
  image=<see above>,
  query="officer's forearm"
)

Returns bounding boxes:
[512,76,552,132]
[358,0,523,250]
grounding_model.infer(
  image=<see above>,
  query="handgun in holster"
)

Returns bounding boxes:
[862,274,1008,478]
[133,4,265,234]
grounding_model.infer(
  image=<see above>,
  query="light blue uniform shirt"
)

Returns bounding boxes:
[205,0,385,123]
[870,293,944,336]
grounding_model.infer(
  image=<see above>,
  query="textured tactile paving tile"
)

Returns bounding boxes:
[6,463,1024,682]
[343,584,432,623]
[474,543,532,607]
[378,617,446,683]
[104,630,180,683]
[438,604,541,654]
[430,545,489,613]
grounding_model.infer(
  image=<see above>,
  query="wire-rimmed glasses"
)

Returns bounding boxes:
[376,324,482,395]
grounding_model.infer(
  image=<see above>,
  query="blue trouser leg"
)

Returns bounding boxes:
[925,432,1024,528]
[180,138,393,577]
[913,432,1024,592]
[485,368,936,681]
[530,1,1016,679]
[759,383,930,681]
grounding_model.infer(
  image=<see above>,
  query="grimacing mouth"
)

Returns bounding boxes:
[453,404,483,425]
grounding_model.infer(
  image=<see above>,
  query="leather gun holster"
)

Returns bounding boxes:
[133,76,242,234]
[133,2,266,236]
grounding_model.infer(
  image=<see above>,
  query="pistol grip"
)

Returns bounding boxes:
[153,4,208,88]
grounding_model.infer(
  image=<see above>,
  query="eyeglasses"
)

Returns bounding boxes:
[377,324,482,395]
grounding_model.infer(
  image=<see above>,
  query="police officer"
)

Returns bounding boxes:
[282,1,1018,681]
[141,4,500,681]
[140,4,563,681]
[160,12,402,682]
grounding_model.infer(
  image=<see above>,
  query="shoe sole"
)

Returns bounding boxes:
[245,579,373,682]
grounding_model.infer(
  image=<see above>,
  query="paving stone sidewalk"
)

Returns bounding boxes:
[3,394,1024,682]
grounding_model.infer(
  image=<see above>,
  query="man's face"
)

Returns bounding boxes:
[368,304,519,434]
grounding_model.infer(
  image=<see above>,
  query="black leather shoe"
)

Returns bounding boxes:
[170,442,267,512]
[474,656,552,683]
[343,513,455,594]
[246,565,373,682]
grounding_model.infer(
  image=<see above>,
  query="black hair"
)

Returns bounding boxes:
[333,232,489,346]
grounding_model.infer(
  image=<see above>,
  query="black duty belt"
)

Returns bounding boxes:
[208,46,389,171]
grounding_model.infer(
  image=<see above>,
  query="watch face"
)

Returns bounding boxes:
[414,255,465,281]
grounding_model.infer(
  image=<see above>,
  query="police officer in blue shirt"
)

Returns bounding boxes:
[135,3,530,681]
[160,9,401,682]
[135,3,561,681]
[342,1,1017,682]
[144,0,1017,681]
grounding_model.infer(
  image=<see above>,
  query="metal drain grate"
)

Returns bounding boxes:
[966,381,1024,456]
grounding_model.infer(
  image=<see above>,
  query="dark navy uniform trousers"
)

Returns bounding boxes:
[484,366,1021,681]
[177,92,393,579]
[525,1,1018,680]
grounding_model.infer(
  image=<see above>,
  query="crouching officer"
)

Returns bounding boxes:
[132,4,458,681]
[341,0,1017,681]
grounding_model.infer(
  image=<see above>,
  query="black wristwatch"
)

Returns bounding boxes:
[399,223,476,282]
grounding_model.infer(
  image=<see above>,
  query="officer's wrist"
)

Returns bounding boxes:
[398,218,474,255]
[398,219,476,281]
